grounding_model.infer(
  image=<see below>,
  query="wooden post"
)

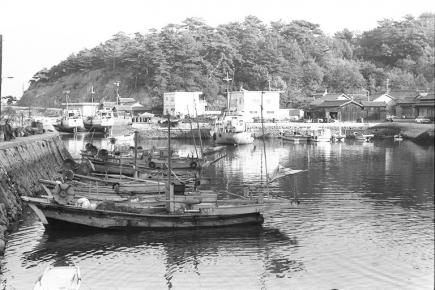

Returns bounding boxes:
[260,91,270,198]
[134,131,138,178]
[166,111,173,212]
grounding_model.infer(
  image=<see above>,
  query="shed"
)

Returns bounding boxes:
[414,93,435,119]
[361,101,387,121]
[313,100,364,122]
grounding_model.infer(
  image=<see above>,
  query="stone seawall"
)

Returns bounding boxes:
[246,122,376,138]
[0,133,71,253]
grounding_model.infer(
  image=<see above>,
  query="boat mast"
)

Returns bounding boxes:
[167,111,172,182]
[187,106,199,159]
[193,99,204,157]
[166,110,172,211]
[260,91,270,196]
[223,72,232,114]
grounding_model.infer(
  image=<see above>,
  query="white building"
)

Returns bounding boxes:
[372,93,394,104]
[163,92,207,117]
[61,102,99,117]
[229,90,281,120]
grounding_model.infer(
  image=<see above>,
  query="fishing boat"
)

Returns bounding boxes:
[56,109,85,133]
[313,128,332,142]
[211,113,254,145]
[145,147,203,169]
[33,264,81,290]
[354,132,375,142]
[84,107,130,133]
[210,73,254,145]
[22,113,285,229]
[281,132,312,143]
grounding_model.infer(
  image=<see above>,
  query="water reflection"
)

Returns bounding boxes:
[2,136,433,289]
[5,213,299,290]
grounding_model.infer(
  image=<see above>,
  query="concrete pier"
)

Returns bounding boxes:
[0,133,71,253]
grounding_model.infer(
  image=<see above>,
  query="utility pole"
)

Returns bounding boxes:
[386,78,390,93]
[223,72,232,113]
[114,81,120,105]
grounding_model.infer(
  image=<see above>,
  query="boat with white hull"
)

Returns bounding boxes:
[84,108,130,133]
[56,109,85,133]
[211,114,254,145]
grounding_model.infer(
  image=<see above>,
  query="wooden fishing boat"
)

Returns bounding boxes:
[22,183,282,229]
[23,113,285,229]
[145,147,203,169]
[33,264,81,290]
[281,133,312,143]
[354,132,375,142]
[40,172,166,196]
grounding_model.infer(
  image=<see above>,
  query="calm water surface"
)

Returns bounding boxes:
[1,134,434,289]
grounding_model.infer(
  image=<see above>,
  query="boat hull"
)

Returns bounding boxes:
[57,119,85,133]
[29,201,265,229]
[212,131,254,145]
[87,118,131,133]
[281,135,311,143]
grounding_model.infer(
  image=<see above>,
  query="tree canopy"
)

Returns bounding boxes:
[22,14,435,109]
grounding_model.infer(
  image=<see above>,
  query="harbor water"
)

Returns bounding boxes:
[1,134,434,289]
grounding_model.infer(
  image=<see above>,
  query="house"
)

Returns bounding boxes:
[61,102,99,117]
[361,101,387,121]
[372,92,396,115]
[228,90,281,120]
[414,92,435,119]
[163,92,207,117]
[309,93,351,107]
[395,97,417,118]
[118,97,136,105]
[311,99,364,122]
[130,102,147,116]
[277,108,304,120]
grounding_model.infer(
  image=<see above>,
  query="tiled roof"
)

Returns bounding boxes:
[396,97,417,104]
[361,101,386,107]
[310,93,350,105]
[389,91,418,100]
[119,97,136,104]
[417,92,435,101]
[315,100,363,108]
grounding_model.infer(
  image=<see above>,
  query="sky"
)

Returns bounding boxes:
[0,0,434,97]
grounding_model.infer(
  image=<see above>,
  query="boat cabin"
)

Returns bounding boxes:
[216,114,249,133]
[95,108,118,119]
[62,109,82,120]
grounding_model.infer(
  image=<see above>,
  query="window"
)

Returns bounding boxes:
[266,111,274,114]
[249,111,258,114]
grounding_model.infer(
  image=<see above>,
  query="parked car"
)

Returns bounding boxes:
[386,115,402,122]
[415,116,431,124]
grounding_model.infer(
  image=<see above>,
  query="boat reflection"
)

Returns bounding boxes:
[20,223,302,288]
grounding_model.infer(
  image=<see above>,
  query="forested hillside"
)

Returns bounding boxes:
[19,13,435,110]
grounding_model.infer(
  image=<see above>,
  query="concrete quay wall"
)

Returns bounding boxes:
[0,133,71,253]
[246,122,376,137]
